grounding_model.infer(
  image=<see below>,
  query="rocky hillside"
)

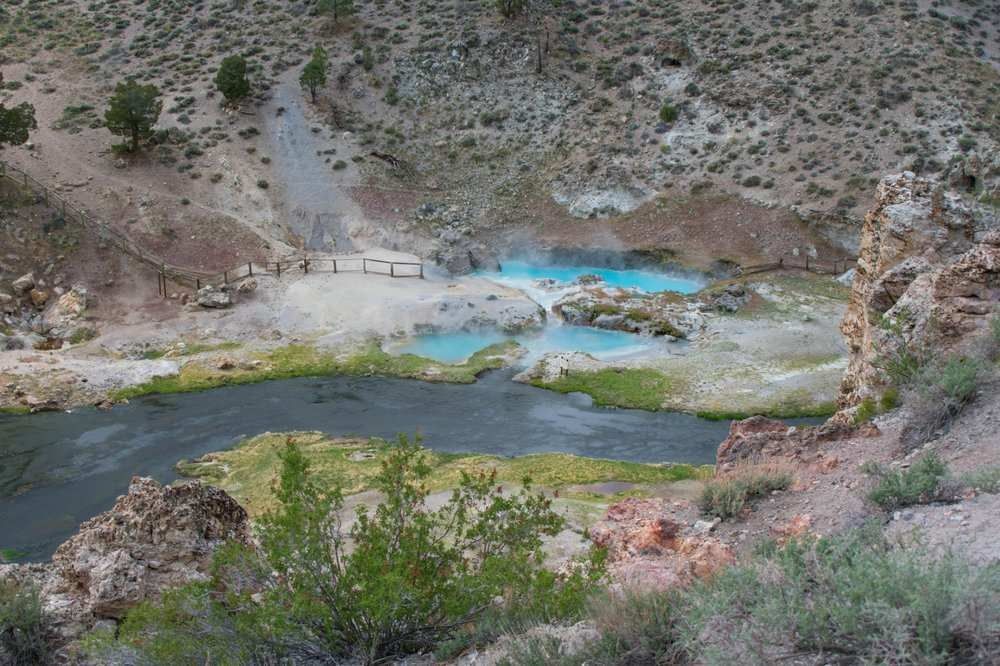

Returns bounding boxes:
[1,0,998,272]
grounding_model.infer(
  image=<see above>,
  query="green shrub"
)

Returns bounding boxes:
[94,436,579,665]
[0,580,49,665]
[854,396,878,424]
[865,452,953,511]
[699,466,792,519]
[903,356,984,447]
[658,101,678,123]
[511,526,1000,665]
[962,467,1000,494]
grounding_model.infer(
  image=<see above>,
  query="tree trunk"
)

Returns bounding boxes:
[131,125,139,152]
[311,87,316,103]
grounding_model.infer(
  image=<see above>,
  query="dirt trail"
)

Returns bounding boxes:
[263,78,370,253]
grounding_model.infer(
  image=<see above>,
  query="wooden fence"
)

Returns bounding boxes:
[0,159,423,297]
[741,253,856,277]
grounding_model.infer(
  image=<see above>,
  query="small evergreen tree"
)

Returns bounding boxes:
[215,55,251,105]
[316,0,354,23]
[299,47,329,103]
[104,80,162,152]
[497,0,528,18]
[0,101,37,150]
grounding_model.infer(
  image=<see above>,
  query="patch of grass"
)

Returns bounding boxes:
[864,453,956,511]
[67,327,98,345]
[533,368,683,411]
[177,431,711,516]
[0,548,26,562]
[961,467,1000,494]
[696,397,837,421]
[698,465,792,519]
[0,406,31,416]
[114,341,519,401]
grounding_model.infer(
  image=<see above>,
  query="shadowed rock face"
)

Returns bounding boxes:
[1,477,250,646]
[838,173,1000,415]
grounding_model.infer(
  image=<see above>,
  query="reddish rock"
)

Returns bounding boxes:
[771,514,814,544]
[589,498,734,590]
[715,416,856,469]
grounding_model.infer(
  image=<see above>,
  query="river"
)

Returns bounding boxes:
[0,371,820,561]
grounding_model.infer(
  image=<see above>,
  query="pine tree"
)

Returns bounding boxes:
[316,0,354,23]
[299,47,329,103]
[104,80,162,152]
[215,55,251,105]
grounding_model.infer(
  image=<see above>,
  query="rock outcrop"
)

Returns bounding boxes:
[551,284,706,339]
[715,415,864,471]
[41,285,89,339]
[0,477,250,645]
[588,498,733,590]
[838,173,999,414]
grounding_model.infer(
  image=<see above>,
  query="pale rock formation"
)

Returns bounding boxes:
[838,173,999,413]
[0,477,250,646]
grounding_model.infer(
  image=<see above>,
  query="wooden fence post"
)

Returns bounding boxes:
[805,255,810,271]
[333,259,337,274]
[390,263,395,277]
[304,255,309,274]
[363,258,367,274]
[248,262,253,277]
[420,264,424,279]
[224,270,229,284]
[276,262,281,278]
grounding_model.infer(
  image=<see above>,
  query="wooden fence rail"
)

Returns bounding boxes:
[0,159,424,296]
[742,253,857,277]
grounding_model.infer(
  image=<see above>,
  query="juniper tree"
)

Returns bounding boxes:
[497,0,528,18]
[0,101,36,150]
[215,55,251,105]
[316,0,354,23]
[299,47,329,103]
[104,80,161,152]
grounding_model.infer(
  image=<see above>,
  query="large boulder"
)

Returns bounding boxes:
[0,477,251,644]
[42,285,89,338]
[196,284,233,308]
[11,272,35,294]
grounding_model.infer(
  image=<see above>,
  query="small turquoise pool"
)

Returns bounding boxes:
[392,260,697,364]
[477,260,702,295]
[391,327,661,364]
